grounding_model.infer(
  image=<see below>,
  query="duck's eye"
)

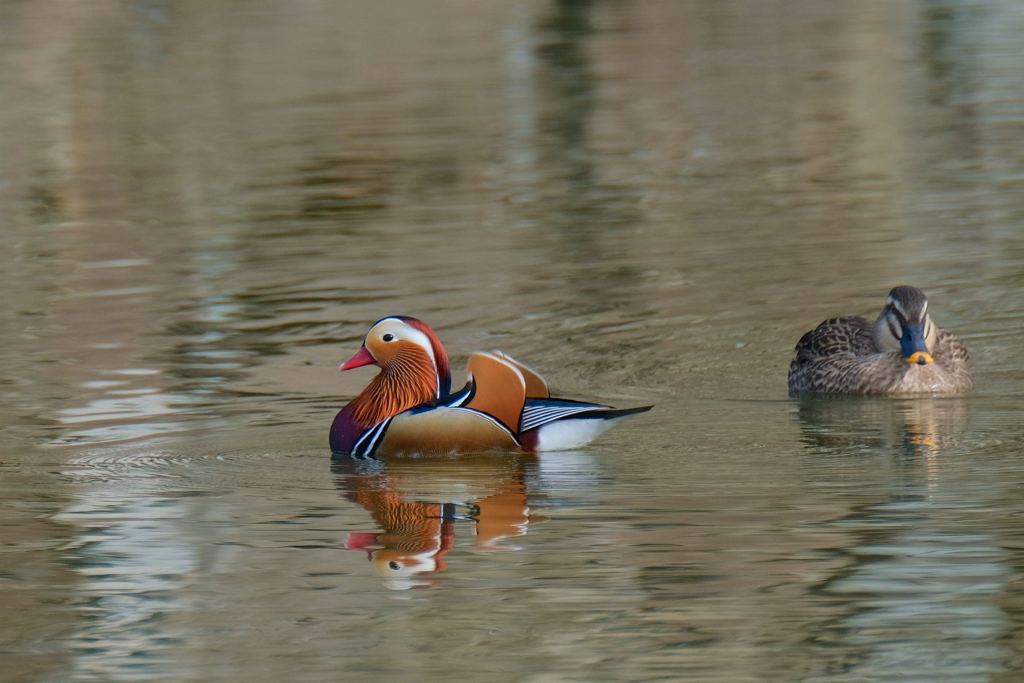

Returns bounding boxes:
[382,334,395,342]
[388,561,401,570]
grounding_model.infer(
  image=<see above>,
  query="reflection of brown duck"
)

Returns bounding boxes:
[334,455,536,587]
[796,396,968,458]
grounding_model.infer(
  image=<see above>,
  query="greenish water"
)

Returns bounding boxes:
[2,1,1024,681]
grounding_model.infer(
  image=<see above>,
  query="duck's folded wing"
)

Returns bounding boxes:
[491,351,550,399]
[520,398,653,451]
[936,329,970,364]
[463,352,527,434]
[793,316,874,361]
[520,398,652,431]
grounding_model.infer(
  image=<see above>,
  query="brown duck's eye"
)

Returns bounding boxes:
[388,561,401,570]
[382,334,394,342]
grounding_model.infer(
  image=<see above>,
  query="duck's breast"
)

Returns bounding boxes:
[891,362,972,395]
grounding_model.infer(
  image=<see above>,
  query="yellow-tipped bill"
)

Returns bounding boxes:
[906,351,934,365]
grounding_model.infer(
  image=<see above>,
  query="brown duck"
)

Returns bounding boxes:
[788,286,971,396]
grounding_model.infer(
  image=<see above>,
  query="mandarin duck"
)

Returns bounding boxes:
[330,316,652,457]
[788,286,971,396]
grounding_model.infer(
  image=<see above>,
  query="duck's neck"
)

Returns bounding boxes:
[349,347,440,428]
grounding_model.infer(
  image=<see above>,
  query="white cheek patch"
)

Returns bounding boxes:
[874,313,902,354]
[924,315,938,351]
[887,314,903,340]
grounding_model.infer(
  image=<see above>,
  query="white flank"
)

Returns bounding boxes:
[534,416,625,451]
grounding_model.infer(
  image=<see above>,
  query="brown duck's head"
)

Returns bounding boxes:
[872,285,938,365]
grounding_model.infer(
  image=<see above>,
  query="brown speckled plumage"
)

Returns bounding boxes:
[788,289,971,396]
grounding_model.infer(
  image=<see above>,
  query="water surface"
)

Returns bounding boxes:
[2,1,1024,681]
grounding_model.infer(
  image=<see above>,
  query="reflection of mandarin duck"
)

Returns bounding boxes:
[788,286,971,396]
[330,316,652,457]
[336,457,533,585]
[344,495,457,578]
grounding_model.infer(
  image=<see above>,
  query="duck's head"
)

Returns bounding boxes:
[340,316,452,399]
[872,286,938,365]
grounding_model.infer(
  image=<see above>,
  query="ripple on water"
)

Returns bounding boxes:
[58,436,328,494]
[61,448,196,483]
[53,368,228,447]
